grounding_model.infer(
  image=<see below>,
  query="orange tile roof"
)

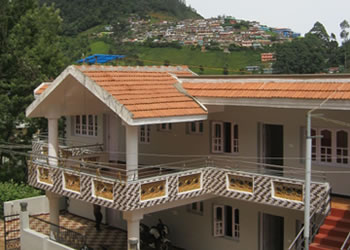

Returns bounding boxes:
[182,81,350,100]
[75,66,206,119]
[34,83,50,95]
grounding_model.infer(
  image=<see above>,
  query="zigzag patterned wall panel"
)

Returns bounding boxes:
[28,161,330,213]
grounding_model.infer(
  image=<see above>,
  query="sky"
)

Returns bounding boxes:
[186,0,350,41]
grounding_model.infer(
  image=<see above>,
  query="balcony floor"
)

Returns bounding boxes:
[30,212,127,250]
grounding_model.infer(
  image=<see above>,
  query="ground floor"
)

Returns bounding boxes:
[68,196,304,250]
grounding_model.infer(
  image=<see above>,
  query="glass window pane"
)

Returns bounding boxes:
[225,206,233,237]
[321,130,332,147]
[337,131,348,148]
[199,121,203,133]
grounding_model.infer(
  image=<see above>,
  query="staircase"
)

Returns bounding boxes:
[310,207,350,250]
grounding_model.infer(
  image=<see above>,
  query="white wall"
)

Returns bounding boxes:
[67,198,107,224]
[142,197,303,250]
[136,106,350,195]
[21,228,74,250]
[4,195,66,216]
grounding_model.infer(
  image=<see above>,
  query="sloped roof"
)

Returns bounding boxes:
[34,82,51,96]
[76,66,206,119]
[27,65,207,125]
[182,79,350,100]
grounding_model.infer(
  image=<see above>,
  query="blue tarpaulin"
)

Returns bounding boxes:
[76,54,125,64]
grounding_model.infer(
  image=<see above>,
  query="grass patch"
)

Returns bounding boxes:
[90,41,111,54]
[135,47,261,74]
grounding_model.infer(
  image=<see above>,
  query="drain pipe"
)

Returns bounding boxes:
[304,111,312,250]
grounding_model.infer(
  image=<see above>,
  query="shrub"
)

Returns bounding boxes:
[0,181,43,218]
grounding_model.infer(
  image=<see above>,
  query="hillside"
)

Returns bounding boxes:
[40,0,202,35]
[88,41,262,74]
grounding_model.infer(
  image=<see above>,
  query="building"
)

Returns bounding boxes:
[24,65,350,250]
[261,53,276,62]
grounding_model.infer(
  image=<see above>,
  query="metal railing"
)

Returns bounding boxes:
[288,189,331,250]
[29,215,87,249]
[30,145,331,184]
[341,232,350,250]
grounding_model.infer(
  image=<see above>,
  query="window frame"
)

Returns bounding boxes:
[159,123,172,132]
[311,128,349,166]
[139,125,151,144]
[74,114,98,137]
[188,121,204,135]
[188,201,204,215]
[213,204,240,240]
[211,121,239,154]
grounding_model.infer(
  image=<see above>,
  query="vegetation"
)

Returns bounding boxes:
[109,45,261,74]
[274,21,348,73]
[0,0,67,183]
[39,0,202,35]
[0,181,43,217]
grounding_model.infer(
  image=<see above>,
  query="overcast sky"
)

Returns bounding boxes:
[186,0,350,41]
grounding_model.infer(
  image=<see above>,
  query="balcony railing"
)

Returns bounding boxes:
[29,215,87,249]
[28,138,331,213]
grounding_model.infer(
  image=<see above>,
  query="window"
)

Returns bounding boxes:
[311,128,349,165]
[139,125,151,144]
[213,205,240,239]
[211,122,239,153]
[337,130,348,164]
[188,121,204,134]
[320,129,332,163]
[159,123,172,131]
[188,202,203,215]
[74,115,98,136]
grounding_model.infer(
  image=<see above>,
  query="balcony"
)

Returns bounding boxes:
[28,138,330,214]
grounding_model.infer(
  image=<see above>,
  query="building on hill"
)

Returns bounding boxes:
[261,52,276,62]
[24,65,350,249]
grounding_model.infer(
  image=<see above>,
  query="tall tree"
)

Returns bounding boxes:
[340,20,350,70]
[0,0,66,182]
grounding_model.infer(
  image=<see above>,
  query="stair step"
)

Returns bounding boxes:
[319,224,350,238]
[313,233,346,248]
[309,242,339,250]
[331,208,350,219]
[324,216,350,228]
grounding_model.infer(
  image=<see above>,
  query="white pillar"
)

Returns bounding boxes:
[19,202,29,249]
[46,191,60,239]
[47,117,59,166]
[123,211,143,250]
[126,125,138,181]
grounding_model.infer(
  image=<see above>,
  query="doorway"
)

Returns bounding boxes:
[261,213,284,250]
[263,124,283,175]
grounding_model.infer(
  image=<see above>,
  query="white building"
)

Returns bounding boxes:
[25,65,350,250]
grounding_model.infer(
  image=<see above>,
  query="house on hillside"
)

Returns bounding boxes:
[24,65,350,250]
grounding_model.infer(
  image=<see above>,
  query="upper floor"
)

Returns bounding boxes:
[26,65,350,212]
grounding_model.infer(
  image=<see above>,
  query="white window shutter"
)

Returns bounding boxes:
[213,205,224,237]
[212,122,223,153]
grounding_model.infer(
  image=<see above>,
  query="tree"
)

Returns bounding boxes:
[273,35,327,74]
[308,21,329,43]
[0,0,66,182]
[340,20,350,70]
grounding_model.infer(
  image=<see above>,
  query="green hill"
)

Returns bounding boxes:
[40,0,202,35]
[88,42,262,74]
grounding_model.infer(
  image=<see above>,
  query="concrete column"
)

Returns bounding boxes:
[46,191,60,239]
[47,117,59,166]
[126,125,138,181]
[19,202,29,249]
[123,211,143,250]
